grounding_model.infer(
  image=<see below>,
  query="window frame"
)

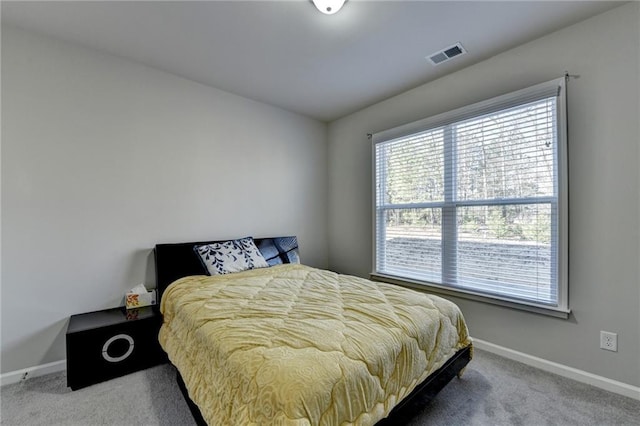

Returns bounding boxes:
[371,78,569,317]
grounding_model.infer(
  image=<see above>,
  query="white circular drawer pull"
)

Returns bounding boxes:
[102,334,134,363]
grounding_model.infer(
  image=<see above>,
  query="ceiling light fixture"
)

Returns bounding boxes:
[312,0,346,15]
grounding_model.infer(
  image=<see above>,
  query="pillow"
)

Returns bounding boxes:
[194,237,269,275]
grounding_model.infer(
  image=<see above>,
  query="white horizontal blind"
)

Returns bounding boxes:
[374,78,567,310]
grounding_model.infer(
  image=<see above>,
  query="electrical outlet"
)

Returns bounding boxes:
[600,331,617,352]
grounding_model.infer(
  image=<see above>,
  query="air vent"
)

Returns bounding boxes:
[427,42,466,65]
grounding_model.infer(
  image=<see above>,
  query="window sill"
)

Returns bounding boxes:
[370,272,571,319]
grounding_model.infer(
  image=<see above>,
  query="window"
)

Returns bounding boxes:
[372,78,568,315]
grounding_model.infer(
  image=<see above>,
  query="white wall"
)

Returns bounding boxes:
[328,3,640,387]
[1,26,328,373]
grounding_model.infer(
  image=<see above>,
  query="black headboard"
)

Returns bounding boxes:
[154,236,299,302]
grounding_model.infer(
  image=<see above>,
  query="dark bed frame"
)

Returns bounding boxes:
[154,236,472,426]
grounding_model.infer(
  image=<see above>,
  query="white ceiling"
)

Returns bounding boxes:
[1,1,623,122]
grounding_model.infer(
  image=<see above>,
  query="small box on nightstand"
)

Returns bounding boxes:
[66,306,167,390]
[125,289,157,309]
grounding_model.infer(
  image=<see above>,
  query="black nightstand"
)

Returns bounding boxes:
[66,306,167,390]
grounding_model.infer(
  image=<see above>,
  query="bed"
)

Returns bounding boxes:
[155,236,472,425]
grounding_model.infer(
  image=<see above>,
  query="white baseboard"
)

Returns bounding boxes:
[0,360,66,387]
[472,338,640,401]
[2,341,639,401]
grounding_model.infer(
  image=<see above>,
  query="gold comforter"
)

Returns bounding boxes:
[159,264,471,425]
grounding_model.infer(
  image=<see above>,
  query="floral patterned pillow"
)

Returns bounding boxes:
[194,237,269,275]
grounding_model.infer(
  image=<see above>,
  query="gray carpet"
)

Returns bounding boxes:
[1,349,638,425]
